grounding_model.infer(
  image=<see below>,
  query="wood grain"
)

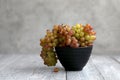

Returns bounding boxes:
[0,54,66,80]
[92,56,120,80]
[0,54,23,71]
[112,56,120,64]
[0,54,120,80]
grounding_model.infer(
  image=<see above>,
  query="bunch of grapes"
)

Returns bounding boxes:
[40,24,96,66]
[40,28,58,66]
[57,24,75,47]
[71,24,96,47]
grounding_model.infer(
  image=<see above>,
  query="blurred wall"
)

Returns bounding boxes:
[0,0,120,55]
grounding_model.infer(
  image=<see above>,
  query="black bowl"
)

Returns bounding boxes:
[55,46,93,71]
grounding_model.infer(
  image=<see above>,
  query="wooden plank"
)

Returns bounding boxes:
[112,56,120,63]
[92,55,120,80]
[0,54,25,80]
[67,57,104,80]
[0,54,66,80]
[0,54,40,80]
[29,61,66,80]
[0,54,23,71]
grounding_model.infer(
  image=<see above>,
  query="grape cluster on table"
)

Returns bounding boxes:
[40,24,96,66]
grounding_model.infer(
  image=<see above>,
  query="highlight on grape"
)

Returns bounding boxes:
[40,24,96,66]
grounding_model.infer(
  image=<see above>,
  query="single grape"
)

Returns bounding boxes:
[80,37,85,42]
[85,35,90,40]
[90,35,96,40]
[80,32,84,37]
[66,27,71,32]
[75,33,80,39]
[81,43,86,47]
[76,24,81,29]
[76,29,80,33]
[66,38,72,45]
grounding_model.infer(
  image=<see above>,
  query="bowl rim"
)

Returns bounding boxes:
[55,45,93,49]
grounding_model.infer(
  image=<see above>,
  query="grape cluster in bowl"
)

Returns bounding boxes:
[40,24,96,66]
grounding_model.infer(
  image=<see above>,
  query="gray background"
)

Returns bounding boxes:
[0,0,120,55]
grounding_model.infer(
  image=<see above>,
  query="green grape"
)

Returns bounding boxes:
[90,35,96,40]
[76,29,80,33]
[81,43,86,47]
[80,26,84,31]
[53,39,58,45]
[50,36,54,40]
[47,47,53,51]
[72,26,76,30]
[75,29,78,33]
[76,24,81,29]
[46,33,51,38]
[44,57,55,66]
[58,38,62,42]
[80,32,84,37]
[48,57,57,66]
[43,49,57,66]
[47,51,54,57]
[88,40,94,43]
[52,42,56,47]
[75,33,80,39]
[53,34,57,38]
[85,35,90,40]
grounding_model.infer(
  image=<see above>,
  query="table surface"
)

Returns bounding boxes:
[0,54,120,80]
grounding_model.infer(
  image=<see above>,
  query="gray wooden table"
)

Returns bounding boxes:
[0,54,120,80]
